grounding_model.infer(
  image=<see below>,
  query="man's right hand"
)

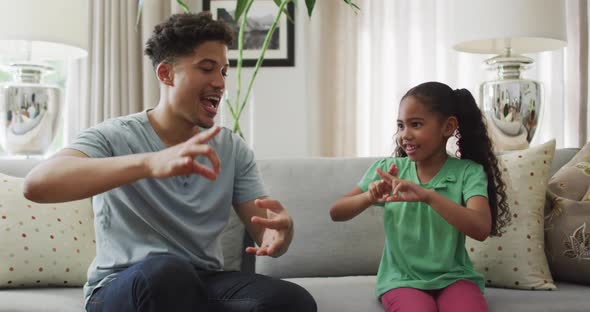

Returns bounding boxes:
[147,126,221,180]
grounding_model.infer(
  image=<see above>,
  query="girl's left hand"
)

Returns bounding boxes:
[376,168,430,203]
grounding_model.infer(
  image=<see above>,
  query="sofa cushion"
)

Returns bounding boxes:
[547,142,590,201]
[255,158,384,278]
[0,288,84,312]
[0,173,95,287]
[287,276,590,312]
[466,140,556,290]
[545,142,590,284]
[287,276,383,312]
[485,282,590,312]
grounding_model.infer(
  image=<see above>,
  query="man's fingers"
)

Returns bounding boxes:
[180,144,212,157]
[191,125,221,144]
[181,144,221,174]
[254,198,284,213]
[246,240,282,256]
[245,246,260,254]
[175,156,193,169]
[245,247,257,254]
[266,239,284,256]
[190,161,217,180]
[187,126,222,173]
[251,216,289,229]
[245,246,269,256]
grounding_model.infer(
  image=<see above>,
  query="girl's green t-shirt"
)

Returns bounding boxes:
[358,156,488,298]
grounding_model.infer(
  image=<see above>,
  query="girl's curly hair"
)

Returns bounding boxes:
[145,12,234,69]
[394,81,510,236]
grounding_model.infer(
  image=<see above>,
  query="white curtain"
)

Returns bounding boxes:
[65,0,201,143]
[311,0,587,157]
[306,1,360,156]
[564,0,589,147]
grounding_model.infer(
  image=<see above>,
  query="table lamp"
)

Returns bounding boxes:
[449,0,567,150]
[0,0,88,156]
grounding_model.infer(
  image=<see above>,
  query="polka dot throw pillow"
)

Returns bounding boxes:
[465,140,556,290]
[0,173,95,287]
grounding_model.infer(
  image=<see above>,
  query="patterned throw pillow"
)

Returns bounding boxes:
[545,142,590,285]
[466,140,556,290]
[0,173,95,287]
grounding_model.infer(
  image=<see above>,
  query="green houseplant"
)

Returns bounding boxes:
[137,0,359,138]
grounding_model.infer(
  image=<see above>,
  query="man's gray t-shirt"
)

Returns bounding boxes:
[68,111,268,302]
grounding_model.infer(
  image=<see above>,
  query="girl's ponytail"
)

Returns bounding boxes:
[453,88,510,236]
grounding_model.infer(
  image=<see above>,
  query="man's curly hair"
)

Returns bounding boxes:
[145,12,234,69]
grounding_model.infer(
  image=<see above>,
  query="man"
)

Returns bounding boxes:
[24,12,316,312]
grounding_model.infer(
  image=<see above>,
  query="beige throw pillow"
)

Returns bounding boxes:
[545,142,590,285]
[0,173,95,287]
[466,140,556,290]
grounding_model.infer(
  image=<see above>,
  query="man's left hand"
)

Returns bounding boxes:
[245,199,293,258]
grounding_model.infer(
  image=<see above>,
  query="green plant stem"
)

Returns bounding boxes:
[236,0,290,121]
[225,97,242,136]
[175,0,190,12]
[234,0,255,114]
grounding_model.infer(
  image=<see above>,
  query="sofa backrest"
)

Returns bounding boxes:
[0,156,386,277]
[255,157,383,278]
[253,148,581,278]
[549,148,579,177]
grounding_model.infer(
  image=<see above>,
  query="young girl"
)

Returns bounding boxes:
[330,82,510,312]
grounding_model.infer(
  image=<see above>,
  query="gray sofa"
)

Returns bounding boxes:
[0,148,589,311]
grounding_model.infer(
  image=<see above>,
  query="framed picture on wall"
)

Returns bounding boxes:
[203,0,295,67]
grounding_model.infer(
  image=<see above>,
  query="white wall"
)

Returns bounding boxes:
[217,3,313,158]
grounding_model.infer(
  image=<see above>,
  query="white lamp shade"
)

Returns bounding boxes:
[449,0,567,54]
[0,0,88,60]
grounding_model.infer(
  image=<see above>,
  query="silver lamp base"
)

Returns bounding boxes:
[0,63,61,155]
[479,53,541,149]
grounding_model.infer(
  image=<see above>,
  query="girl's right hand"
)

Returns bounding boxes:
[367,163,399,204]
[368,180,391,203]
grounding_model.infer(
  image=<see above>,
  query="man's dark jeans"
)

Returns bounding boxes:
[86,254,317,312]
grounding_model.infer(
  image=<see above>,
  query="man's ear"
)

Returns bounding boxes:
[444,116,458,137]
[156,62,174,86]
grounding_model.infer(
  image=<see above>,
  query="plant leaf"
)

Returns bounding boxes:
[176,0,190,12]
[234,0,249,22]
[274,0,294,23]
[343,0,360,11]
[234,0,254,112]
[305,0,315,17]
[135,0,145,29]
[237,0,288,121]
